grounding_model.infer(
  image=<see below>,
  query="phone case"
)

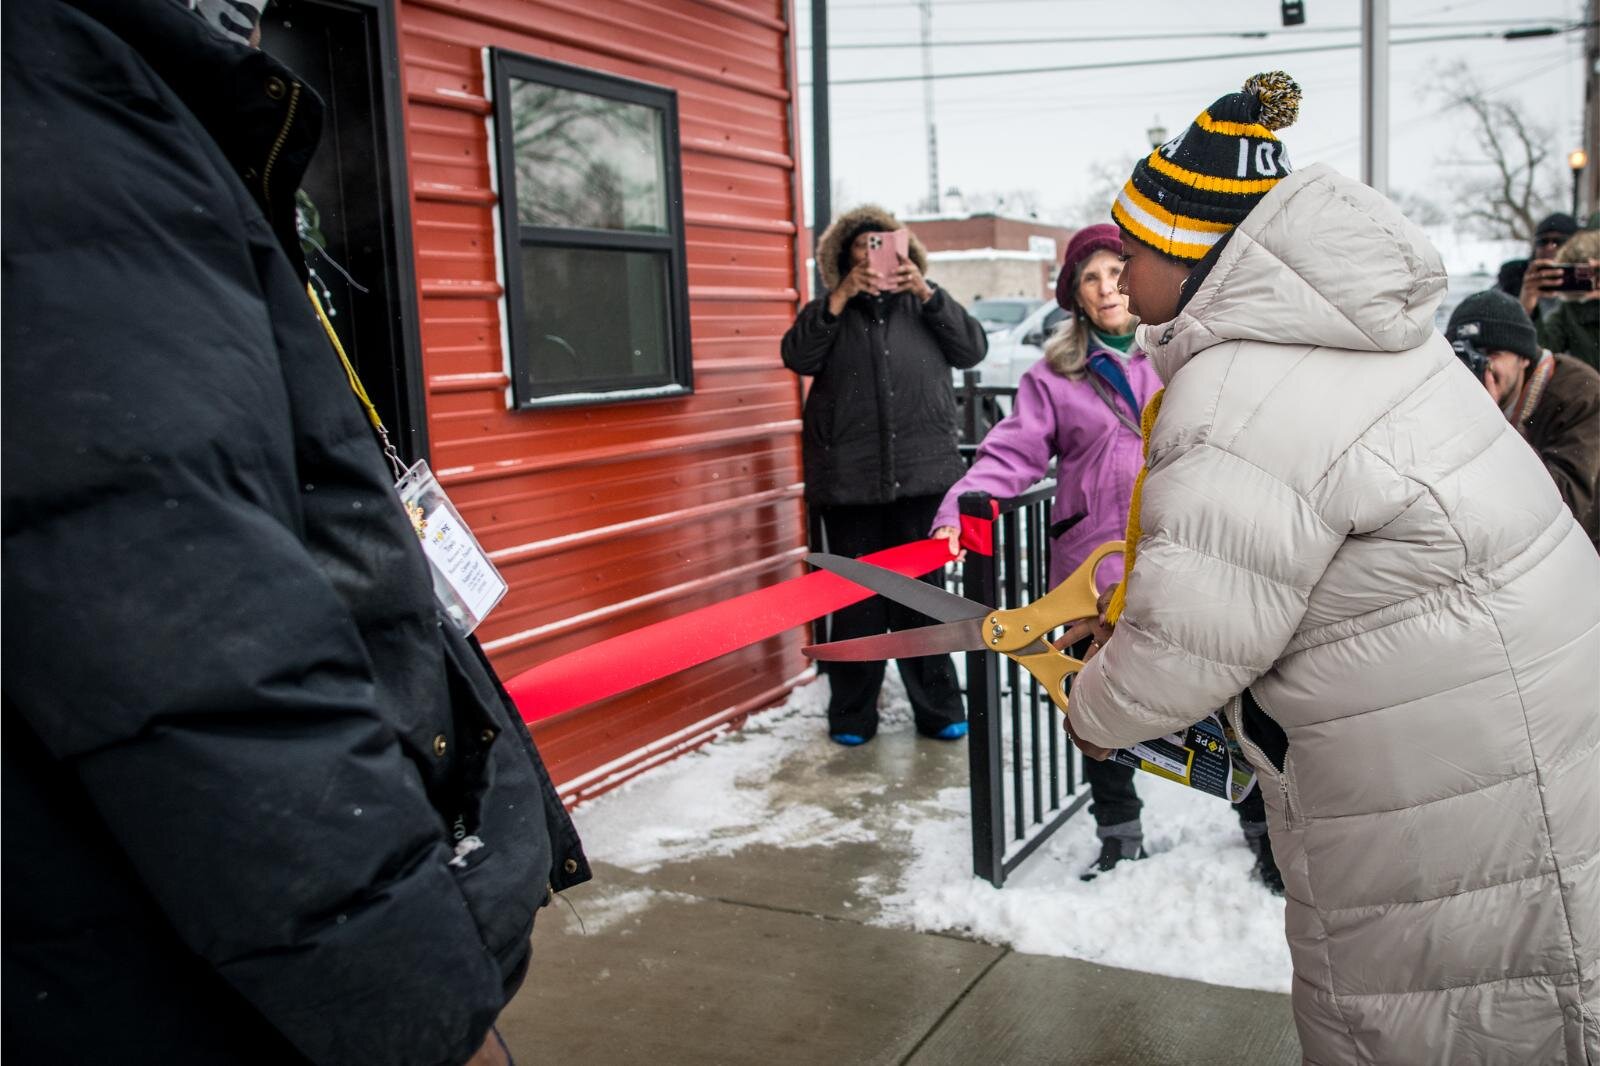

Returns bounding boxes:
[866,230,910,293]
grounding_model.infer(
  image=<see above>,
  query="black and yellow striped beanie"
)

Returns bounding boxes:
[1113,72,1302,264]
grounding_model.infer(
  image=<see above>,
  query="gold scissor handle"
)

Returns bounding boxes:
[978,540,1125,715]
[982,540,1123,654]
[1007,646,1082,715]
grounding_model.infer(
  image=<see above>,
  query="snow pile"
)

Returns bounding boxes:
[573,673,1292,994]
[880,779,1291,993]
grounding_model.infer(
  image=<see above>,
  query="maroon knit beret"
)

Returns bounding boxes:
[1055,223,1123,311]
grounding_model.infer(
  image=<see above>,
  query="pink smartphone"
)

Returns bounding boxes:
[866,229,910,292]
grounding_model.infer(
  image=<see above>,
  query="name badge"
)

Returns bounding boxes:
[396,460,508,635]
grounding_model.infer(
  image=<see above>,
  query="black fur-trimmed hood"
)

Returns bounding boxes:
[816,204,929,291]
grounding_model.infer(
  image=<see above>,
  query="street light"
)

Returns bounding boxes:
[1147,118,1168,150]
[1570,149,1589,219]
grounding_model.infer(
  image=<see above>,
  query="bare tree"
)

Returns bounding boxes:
[959,186,1047,218]
[1391,188,1450,228]
[1437,63,1564,240]
[1066,156,1138,228]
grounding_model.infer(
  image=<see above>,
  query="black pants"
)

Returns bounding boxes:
[816,495,965,739]
[1085,756,1267,827]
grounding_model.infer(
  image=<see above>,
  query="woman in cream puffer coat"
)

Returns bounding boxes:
[1069,162,1600,1064]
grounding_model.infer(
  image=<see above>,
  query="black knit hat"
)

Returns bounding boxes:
[1446,289,1540,362]
[1113,72,1301,264]
[1534,212,1579,239]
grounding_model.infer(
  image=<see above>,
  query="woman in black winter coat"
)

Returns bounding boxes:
[781,205,987,744]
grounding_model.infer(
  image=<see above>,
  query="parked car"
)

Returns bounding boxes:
[968,297,1045,335]
[959,299,1069,390]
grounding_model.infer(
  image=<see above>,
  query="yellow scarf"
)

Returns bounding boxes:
[1104,388,1164,624]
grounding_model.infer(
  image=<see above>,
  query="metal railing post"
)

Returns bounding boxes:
[961,370,980,448]
[960,491,1006,887]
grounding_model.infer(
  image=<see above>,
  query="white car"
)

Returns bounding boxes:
[968,297,1045,335]
[959,299,1069,390]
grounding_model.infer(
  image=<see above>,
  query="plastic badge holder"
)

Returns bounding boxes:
[395,460,508,636]
[1108,711,1258,803]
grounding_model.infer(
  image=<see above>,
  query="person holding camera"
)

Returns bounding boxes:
[782,205,987,745]
[1536,228,1600,372]
[1447,289,1600,549]
[1505,211,1580,320]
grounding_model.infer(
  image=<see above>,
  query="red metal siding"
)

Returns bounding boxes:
[397,0,808,796]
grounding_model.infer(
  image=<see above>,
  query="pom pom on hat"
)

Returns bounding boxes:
[1243,71,1302,132]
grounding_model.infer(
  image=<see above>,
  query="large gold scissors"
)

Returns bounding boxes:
[803,541,1123,715]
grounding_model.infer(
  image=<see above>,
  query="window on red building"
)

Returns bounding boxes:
[491,52,693,407]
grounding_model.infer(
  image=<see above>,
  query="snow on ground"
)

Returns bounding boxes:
[881,772,1292,994]
[573,672,1292,994]
[565,887,700,936]
[574,680,876,871]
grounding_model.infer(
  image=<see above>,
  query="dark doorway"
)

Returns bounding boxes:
[260,0,428,461]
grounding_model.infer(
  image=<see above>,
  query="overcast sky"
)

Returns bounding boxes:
[795,0,1588,232]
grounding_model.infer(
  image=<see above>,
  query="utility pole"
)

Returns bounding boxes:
[811,0,831,296]
[1586,0,1598,218]
[919,0,939,212]
[1361,0,1390,194]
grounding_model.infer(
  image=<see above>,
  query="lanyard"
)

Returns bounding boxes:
[307,284,405,479]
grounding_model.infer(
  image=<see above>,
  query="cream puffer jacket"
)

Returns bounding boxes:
[1071,164,1600,1065]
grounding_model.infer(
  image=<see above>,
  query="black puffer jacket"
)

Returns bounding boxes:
[782,206,987,507]
[1,2,587,1064]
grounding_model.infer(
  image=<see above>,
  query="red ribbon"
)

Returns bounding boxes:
[506,537,959,723]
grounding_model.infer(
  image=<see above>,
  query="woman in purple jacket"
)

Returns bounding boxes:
[931,225,1280,889]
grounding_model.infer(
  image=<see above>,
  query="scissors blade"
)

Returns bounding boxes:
[804,619,987,661]
[806,552,988,623]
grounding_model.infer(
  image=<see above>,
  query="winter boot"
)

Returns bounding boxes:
[1080,820,1145,881]
[1252,836,1285,895]
[1240,820,1284,895]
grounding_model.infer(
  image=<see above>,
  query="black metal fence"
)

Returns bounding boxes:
[955,369,1013,463]
[953,368,1093,887]
[957,488,1092,887]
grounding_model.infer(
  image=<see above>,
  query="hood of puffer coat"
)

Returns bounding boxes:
[1137,164,1448,384]
[816,203,930,291]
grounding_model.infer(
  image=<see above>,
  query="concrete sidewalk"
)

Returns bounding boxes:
[498,705,1302,1065]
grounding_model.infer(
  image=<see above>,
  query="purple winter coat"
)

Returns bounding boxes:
[931,342,1162,589]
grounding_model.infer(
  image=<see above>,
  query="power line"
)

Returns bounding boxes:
[802,30,1575,88]
[819,0,1105,8]
[799,19,1573,50]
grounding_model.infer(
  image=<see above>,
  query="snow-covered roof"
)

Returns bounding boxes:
[926,247,1055,262]
[903,211,1071,228]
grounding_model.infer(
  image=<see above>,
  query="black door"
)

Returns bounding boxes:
[260,0,428,461]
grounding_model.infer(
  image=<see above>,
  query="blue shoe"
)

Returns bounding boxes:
[830,732,869,747]
[930,722,969,740]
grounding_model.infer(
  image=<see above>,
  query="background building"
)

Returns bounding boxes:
[905,213,1075,305]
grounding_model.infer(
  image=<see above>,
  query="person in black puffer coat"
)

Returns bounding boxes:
[782,205,987,744]
[2,2,588,1064]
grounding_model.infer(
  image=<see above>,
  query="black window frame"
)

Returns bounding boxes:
[490,50,693,409]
